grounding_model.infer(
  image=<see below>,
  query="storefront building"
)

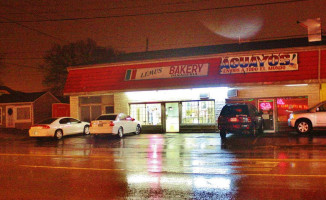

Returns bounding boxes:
[64,38,326,133]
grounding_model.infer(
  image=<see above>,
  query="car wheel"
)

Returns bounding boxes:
[220,130,226,139]
[296,120,312,134]
[135,125,141,135]
[83,125,90,135]
[54,130,63,140]
[118,127,124,138]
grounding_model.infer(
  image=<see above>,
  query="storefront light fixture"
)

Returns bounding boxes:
[284,84,308,87]
[125,87,228,101]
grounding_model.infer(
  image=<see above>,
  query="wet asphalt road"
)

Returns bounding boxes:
[1,131,326,199]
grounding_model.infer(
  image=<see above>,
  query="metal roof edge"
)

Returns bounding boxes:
[67,37,326,71]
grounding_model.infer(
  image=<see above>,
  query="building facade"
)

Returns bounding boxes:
[0,90,60,129]
[64,38,326,133]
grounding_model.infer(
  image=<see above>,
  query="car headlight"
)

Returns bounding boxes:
[289,114,296,120]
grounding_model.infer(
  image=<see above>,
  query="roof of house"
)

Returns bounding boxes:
[0,86,23,95]
[0,91,48,103]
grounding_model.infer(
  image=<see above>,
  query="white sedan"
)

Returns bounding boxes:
[90,113,141,138]
[29,117,90,140]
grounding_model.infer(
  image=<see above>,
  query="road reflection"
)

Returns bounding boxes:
[125,134,236,199]
[3,133,326,199]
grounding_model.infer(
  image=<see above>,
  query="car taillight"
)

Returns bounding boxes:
[247,117,252,122]
[32,125,50,129]
[109,121,115,126]
[229,117,239,122]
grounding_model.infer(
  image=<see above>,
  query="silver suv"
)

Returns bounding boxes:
[288,101,326,134]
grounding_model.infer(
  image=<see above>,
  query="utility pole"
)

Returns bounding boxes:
[146,37,149,52]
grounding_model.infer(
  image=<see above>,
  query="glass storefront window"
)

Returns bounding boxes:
[182,100,215,124]
[277,97,308,122]
[146,104,161,125]
[130,104,161,125]
[199,101,215,123]
[182,101,199,124]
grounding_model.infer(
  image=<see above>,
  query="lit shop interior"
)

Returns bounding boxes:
[77,84,312,133]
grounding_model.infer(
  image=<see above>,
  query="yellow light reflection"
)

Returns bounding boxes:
[127,174,231,190]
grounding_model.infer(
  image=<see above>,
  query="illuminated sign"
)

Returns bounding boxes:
[260,102,273,110]
[125,63,209,81]
[220,53,298,74]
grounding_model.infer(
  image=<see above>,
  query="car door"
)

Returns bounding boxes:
[69,118,83,134]
[125,115,136,133]
[252,105,262,129]
[59,118,72,135]
[118,113,131,133]
[315,103,326,126]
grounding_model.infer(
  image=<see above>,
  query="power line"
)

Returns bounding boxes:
[0,0,308,23]
[0,16,67,43]
[2,57,43,60]
[3,61,44,70]
[0,50,47,55]
[0,0,209,15]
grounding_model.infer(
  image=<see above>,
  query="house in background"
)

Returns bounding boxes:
[0,86,60,129]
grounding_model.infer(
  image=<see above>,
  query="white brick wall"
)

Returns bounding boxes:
[114,93,129,114]
[70,96,79,119]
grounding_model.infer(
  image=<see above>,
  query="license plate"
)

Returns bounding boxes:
[98,124,103,127]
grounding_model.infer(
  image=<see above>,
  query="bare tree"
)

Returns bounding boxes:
[0,55,5,85]
[41,38,122,96]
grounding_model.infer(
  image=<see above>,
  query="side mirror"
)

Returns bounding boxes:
[132,118,135,121]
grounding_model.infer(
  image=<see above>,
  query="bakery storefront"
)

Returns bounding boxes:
[64,45,326,133]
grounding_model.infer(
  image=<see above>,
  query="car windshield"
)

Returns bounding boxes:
[96,115,117,120]
[37,118,58,124]
[221,105,249,116]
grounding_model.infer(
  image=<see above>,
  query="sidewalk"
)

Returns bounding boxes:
[0,128,29,139]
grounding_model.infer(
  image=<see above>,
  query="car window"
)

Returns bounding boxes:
[96,115,117,120]
[59,118,70,124]
[248,104,258,116]
[69,118,80,124]
[126,116,133,121]
[220,105,249,116]
[119,114,128,120]
[317,103,326,112]
[38,118,58,124]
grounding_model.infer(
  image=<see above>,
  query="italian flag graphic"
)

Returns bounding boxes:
[125,69,137,80]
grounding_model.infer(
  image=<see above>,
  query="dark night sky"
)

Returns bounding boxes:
[0,0,325,92]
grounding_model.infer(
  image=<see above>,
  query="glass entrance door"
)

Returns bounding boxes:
[258,99,275,133]
[165,103,179,132]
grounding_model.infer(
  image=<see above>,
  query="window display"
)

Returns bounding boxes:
[277,97,308,122]
[182,100,215,124]
[130,103,161,125]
